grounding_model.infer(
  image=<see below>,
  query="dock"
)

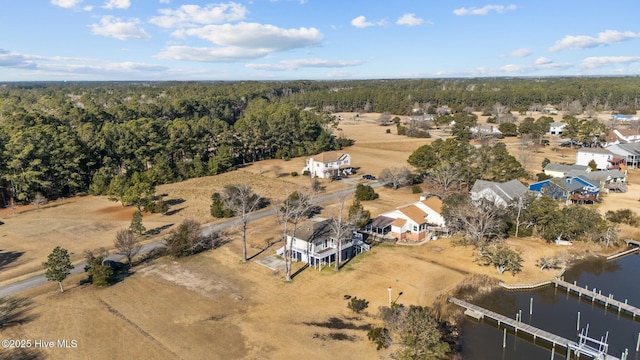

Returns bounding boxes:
[552,278,640,318]
[449,297,620,359]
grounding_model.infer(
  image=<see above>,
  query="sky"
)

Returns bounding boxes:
[1,0,640,81]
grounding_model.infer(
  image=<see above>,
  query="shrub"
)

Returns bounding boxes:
[211,192,234,218]
[411,184,422,194]
[367,327,391,350]
[302,170,311,176]
[348,297,369,314]
[165,219,221,257]
[83,249,114,286]
[290,171,298,177]
[605,209,639,226]
[355,184,378,201]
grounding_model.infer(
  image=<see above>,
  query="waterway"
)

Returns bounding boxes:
[460,252,640,359]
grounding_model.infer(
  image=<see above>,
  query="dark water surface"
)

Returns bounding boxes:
[460,253,640,359]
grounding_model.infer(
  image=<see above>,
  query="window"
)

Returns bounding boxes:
[412,225,418,232]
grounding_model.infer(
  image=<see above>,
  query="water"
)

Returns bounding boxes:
[460,253,640,359]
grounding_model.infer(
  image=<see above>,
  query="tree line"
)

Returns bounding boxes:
[0,83,343,206]
[2,77,638,206]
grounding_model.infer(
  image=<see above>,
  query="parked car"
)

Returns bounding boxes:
[362,174,376,180]
[331,175,342,181]
[560,140,580,147]
[541,139,550,146]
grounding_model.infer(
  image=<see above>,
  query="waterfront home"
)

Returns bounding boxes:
[276,218,368,268]
[366,196,447,242]
[470,179,529,207]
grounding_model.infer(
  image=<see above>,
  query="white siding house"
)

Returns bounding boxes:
[277,218,368,269]
[367,197,447,242]
[576,148,615,170]
[548,122,567,135]
[302,151,351,178]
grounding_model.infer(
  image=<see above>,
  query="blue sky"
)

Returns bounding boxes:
[1,0,640,81]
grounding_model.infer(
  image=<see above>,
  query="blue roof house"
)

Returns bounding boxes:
[529,176,600,203]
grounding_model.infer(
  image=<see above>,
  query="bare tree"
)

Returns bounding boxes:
[277,190,314,281]
[377,112,392,126]
[31,193,47,210]
[517,135,534,174]
[329,196,352,271]
[567,100,583,116]
[445,198,507,246]
[271,165,283,177]
[424,165,462,196]
[114,229,142,268]
[492,102,509,124]
[379,166,413,189]
[222,184,263,262]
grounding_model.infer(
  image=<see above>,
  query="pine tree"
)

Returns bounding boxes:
[43,246,74,292]
[129,210,146,236]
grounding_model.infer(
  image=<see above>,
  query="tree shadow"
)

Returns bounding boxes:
[0,347,46,360]
[0,297,38,329]
[163,207,185,216]
[0,250,25,271]
[291,263,309,279]
[164,198,185,206]
[247,237,276,261]
[145,223,174,235]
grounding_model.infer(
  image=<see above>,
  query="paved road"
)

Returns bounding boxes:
[0,183,366,297]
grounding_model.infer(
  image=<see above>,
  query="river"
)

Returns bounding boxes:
[460,252,640,359]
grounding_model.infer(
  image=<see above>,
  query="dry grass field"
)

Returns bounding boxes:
[1,112,638,359]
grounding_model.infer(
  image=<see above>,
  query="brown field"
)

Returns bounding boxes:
[1,112,638,359]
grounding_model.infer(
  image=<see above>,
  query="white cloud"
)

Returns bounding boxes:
[51,0,83,8]
[90,16,151,40]
[581,56,640,69]
[156,46,271,62]
[453,4,516,16]
[159,0,170,3]
[175,22,323,51]
[103,0,130,9]
[549,30,640,52]
[83,5,93,11]
[535,57,552,65]
[499,58,571,73]
[0,48,168,78]
[508,48,531,57]
[351,15,386,28]
[246,58,363,71]
[150,2,248,28]
[396,13,424,27]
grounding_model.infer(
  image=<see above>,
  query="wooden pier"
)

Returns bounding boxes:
[449,297,620,359]
[552,278,640,318]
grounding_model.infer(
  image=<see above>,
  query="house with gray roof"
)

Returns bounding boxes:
[543,163,590,178]
[470,179,529,207]
[606,143,640,168]
[276,218,368,269]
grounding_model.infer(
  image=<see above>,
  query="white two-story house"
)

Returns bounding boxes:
[302,151,352,178]
[277,218,368,269]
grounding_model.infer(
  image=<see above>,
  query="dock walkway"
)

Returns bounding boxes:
[552,278,640,318]
[449,297,620,359]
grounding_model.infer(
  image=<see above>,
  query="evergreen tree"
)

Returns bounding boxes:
[43,246,74,292]
[129,210,146,235]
